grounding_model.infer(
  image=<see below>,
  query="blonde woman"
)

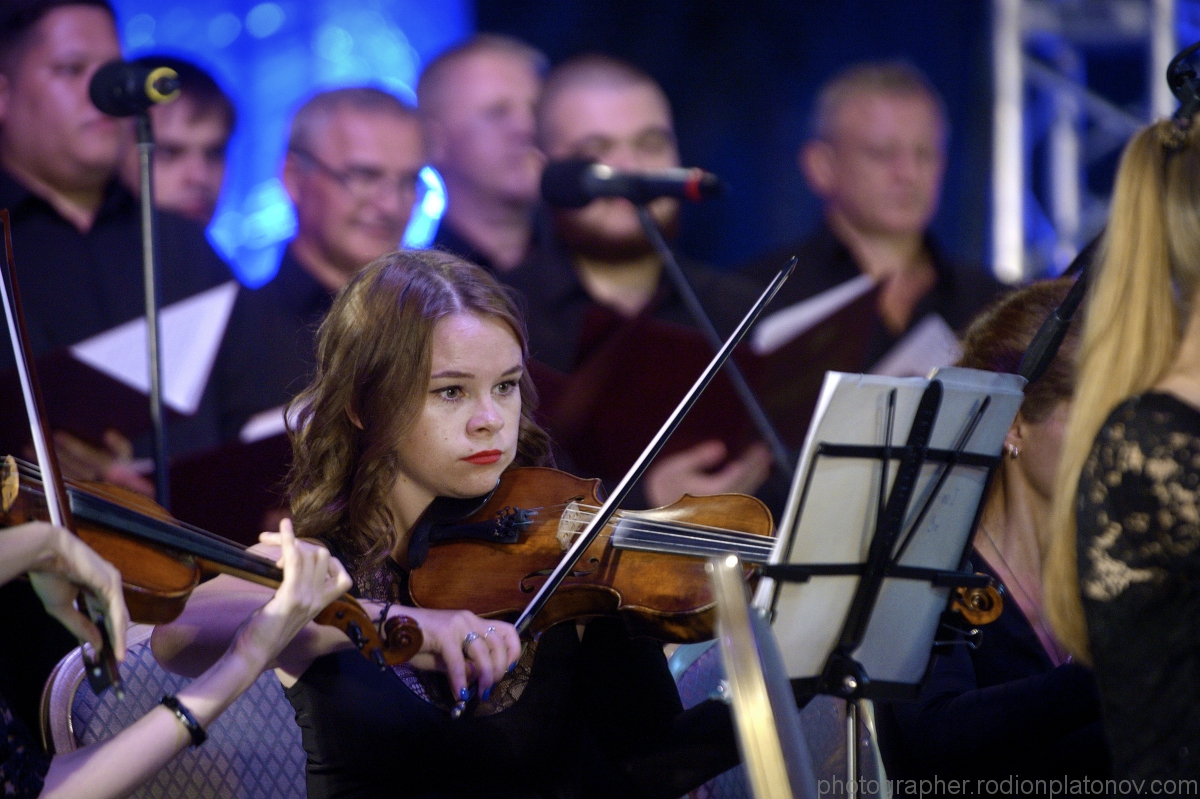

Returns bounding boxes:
[1045,117,1200,780]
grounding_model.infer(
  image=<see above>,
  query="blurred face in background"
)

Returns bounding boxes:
[540,80,679,260]
[803,90,946,238]
[0,5,123,191]
[424,49,544,207]
[284,107,424,284]
[147,96,231,225]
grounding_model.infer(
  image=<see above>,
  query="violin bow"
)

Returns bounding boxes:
[513,256,798,637]
[0,209,123,696]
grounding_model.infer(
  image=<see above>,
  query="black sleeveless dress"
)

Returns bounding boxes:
[284,551,739,798]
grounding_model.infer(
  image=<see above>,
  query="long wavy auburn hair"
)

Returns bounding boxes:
[1045,117,1200,663]
[285,249,553,571]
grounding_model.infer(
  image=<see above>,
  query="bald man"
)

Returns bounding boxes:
[418,34,546,272]
[501,54,772,508]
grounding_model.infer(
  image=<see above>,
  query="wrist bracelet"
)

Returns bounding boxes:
[160,694,207,747]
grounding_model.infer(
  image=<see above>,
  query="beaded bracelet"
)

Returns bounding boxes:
[160,694,207,747]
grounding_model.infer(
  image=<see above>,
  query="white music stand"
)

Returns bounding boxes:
[753,367,1025,791]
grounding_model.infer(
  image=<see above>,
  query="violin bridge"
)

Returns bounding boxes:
[556,500,587,551]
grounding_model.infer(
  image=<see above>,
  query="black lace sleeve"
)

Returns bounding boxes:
[1075,392,1200,780]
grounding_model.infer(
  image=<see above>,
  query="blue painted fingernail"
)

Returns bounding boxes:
[459,687,469,701]
[508,661,517,673]
[482,687,492,701]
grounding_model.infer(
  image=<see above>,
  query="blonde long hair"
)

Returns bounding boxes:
[1045,118,1200,661]
[286,250,553,574]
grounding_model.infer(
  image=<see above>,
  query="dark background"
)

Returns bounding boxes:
[477,0,995,271]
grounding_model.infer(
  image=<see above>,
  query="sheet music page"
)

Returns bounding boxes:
[750,273,875,356]
[755,368,1025,683]
[238,403,296,443]
[69,281,239,415]
[869,313,962,378]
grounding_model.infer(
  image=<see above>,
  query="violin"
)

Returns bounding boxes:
[0,455,423,673]
[407,466,775,643]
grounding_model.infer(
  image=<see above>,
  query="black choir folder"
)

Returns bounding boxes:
[170,418,292,547]
[530,275,881,486]
[0,281,238,453]
[0,348,183,454]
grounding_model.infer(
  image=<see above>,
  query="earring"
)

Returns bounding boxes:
[1005,443,1020,459]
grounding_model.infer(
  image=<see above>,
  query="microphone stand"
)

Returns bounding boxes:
[136,112,170,508]
[635,205,794,481]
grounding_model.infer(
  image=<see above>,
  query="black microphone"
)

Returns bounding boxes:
[89,61,181,117]
[541,158,724,208]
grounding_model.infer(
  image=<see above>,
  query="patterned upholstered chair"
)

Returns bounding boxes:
[40,624,307,799]
[671,640,889,799]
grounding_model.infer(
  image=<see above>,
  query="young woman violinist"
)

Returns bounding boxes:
[153,249,739,798]
[0,520,350,799]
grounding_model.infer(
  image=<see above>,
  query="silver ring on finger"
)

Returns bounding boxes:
[482,626,497,639]
[461,631,480,653]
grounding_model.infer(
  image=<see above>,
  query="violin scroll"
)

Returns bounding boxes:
[315,597,422,667]
[951,577,1004,625]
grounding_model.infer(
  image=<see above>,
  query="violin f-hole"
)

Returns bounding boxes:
[520,557,600,593]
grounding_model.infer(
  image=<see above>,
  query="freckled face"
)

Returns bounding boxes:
[390,313,523,521]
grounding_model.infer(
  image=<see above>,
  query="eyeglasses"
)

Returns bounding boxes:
[290,147,420,203]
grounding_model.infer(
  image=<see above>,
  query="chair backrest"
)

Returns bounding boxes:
[41,624,307,799]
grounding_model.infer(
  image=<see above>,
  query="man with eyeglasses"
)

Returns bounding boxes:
[211,87,424,439]
[740,61,1000,371]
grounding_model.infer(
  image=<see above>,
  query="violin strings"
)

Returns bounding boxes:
[608,527,773,560]
[545,514,775,561]
[606,520,773,552]
[510,500,776,561]
[546,504,774,546]
[523,501,771,541]
[559,524,773,561]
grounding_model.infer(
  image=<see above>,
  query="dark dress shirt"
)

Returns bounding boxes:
[210,244,333,441]
[499,240,788,509]
[742,223,1003,369]
[0,170,230,361]
[431,209,554,275]
[877,556,1110,787]
[501,241,760,375]
[431,219,499,273]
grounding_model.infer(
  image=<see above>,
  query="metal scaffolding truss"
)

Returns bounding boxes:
[991,0,1176,283]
